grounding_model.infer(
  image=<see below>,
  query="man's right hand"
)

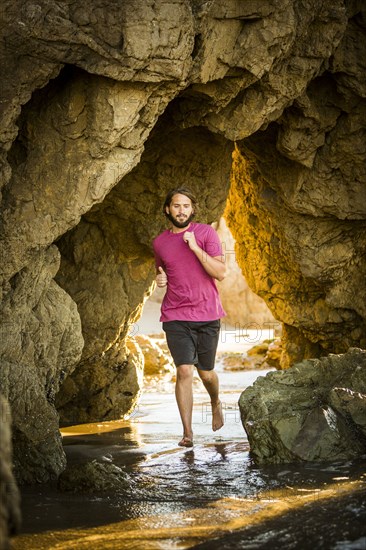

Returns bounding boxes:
[156,266,168,287]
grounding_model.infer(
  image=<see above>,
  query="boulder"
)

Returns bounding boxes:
[239,348,366,463]
[221,339,282,371]
[56,339,144,425]
[58,459,130,494]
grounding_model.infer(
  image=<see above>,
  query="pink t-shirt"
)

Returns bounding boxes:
[153,222,226,322]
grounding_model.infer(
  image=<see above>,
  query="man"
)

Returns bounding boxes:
[153,187,226,447]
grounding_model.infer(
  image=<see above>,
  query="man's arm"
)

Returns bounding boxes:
[183,230,226,281]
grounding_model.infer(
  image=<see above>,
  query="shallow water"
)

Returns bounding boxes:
[13,360,366,549]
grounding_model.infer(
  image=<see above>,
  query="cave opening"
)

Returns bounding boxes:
[2,3,366,548]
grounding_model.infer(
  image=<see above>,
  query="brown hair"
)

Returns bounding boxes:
[162,187,198,217]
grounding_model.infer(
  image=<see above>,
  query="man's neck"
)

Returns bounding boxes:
[170,222,191,234]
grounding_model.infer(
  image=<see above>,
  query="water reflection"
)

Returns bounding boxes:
[61,421,146,468]
[13,482,366,550]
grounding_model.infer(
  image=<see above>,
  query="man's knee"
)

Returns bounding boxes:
[197,368,216,382]
[176,364,194,381]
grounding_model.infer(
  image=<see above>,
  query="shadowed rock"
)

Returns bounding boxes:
[58,459,131,493]
[239,348,366,463]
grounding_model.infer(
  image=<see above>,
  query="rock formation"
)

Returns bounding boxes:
[0,246,83,482]
[225,9,366,366]
[239,348,366,463]
[0,0,365,480]
[216,217,275,328]
[135,335,174,376]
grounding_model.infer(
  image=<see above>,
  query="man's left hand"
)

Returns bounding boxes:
[183,231,199,251]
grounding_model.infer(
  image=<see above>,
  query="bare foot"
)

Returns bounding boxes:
[212,400,224,432]
[178,435,194,447]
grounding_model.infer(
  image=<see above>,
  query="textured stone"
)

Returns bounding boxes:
[221,339,282,371]
[1,69,179,284]
[0,247,83,482]
[239,348,366,463]
[56,338,143,425]
[226,134,366,367]
[135,335,174,376]
[58,459,131,494]
[0,0,365,480]
[216,218,275,328]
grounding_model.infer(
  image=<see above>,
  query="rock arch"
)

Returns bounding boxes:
[0,0,365,482]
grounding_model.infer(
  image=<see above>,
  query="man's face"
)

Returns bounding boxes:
[166,193,195,228]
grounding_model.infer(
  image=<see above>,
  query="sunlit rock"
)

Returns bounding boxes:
[216,218,275,327]
[239,348,366,463]
[221,338,282,371]
[135,334,174,376]
[226,136,366,367]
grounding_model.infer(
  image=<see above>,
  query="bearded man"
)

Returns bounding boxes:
[153,188,226,447]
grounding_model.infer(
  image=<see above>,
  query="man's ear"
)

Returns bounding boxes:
[165,206,170,215]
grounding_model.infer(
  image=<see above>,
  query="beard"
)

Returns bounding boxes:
[166,211,195,228]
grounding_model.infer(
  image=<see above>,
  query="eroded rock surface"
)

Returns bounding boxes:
[225,13,366,365]
[0,246,83,481]
[56,338,143,425]
[1,0,365,480]
[135,335,174,376]
[239,348,366,463]
[58,459,131,494]
[216,218,275,328]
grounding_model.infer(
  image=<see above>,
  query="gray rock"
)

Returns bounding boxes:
[58,459,130,493]
[0,247,83,482]
[239,348,366,463]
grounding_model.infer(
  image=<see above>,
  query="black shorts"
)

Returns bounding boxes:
[162,320,221,371]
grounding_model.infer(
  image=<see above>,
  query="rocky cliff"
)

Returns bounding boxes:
[0,0,365,482]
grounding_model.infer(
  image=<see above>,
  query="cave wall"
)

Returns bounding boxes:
[225,58,366,366]
[0,0,365,482]
[55,120,233,423]
[216,217,276,327]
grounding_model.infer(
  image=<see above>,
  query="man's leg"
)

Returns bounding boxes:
[197,369,224,432]
[175,364,194,446]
